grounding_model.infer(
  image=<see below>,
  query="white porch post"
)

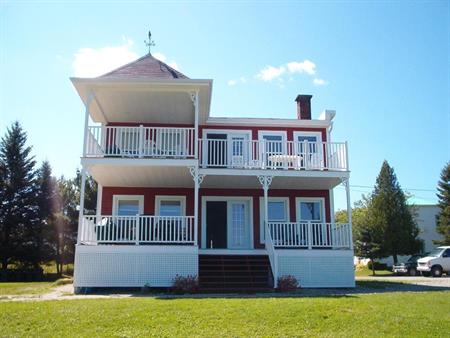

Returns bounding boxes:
[96,183,103,225]
[82,93,94,157]
[257,175,273,244]
[189,166,205,247]
[77,167,87,244]
[343,177,353,250]
[190,91,199,159]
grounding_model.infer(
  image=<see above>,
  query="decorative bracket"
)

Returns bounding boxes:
[189,91,198,104]
[340,176,349,188]
[189,166,205,185]
[257,175,273,191]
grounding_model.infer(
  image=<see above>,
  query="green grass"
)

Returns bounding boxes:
[355,265,393,277]
[1,292,449,337]
[0,282,54,296]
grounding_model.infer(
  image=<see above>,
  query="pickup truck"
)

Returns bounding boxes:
[417,246,450,277]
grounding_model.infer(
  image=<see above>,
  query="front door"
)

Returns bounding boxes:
[206,201,227,248]
[228,201,250,249]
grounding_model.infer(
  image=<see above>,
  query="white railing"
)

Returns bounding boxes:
[199,139,347,171]
[85,126,195,158]
[79,215,196,245]
[264,221,278,288]
[267,222,351,249]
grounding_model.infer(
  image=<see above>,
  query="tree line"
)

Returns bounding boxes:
[336,160,450,274]
[0,122,97,274]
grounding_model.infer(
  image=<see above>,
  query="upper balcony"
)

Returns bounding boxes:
[84,125,348,172]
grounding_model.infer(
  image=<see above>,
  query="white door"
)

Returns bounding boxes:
[227,201,250,249]
[228,133,249,168]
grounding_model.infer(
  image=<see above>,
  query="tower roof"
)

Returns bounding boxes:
[99,53,189,79]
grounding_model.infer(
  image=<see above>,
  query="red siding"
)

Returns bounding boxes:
[101,186,330,249]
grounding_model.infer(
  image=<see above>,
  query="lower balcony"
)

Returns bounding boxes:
[79,215,196,245]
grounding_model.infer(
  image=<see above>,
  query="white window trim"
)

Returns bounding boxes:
[112,195,144,216]
[293,131,323,143]
[258,130,287,143]
[259,197,290,243]
[295,197,326,223]
[202,129,252,168]
[201,196,254,250]
[155,195,186,216]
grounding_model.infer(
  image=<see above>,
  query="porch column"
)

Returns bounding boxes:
[257,175,273,242]
[189,166,205,246]
[77,167,87,244]
[96,183,103,224]
[82,93,94,157]
[190,91,199,159]
[342,177,353,250]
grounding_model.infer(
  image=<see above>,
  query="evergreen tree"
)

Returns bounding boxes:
[434,162,450,245]
[36,161,57,265]
[0,122,39,270]
[367,161,422,264]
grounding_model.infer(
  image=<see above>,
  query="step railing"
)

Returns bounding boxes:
[85,126,195,158]
[267,222,351,249]
[264,221,278,288]
[199,139,347,171]
[79,215,196,245]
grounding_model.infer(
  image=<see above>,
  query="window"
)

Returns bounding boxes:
[297,198,324,222]
[155,196,186,216]
[259,197,289,243]
[293,132,323,169]
[112,195,144,216]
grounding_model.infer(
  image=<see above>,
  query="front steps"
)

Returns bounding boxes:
[199,254,273,292]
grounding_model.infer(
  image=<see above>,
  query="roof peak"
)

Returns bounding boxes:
[99,53,189,80]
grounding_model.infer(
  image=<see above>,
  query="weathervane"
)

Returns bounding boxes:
[144,30,155,54]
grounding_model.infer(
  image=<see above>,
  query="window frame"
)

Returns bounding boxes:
[259,197,290,243]
[295,197,326,223]
[112,195,144,216]
[155,195,186,216]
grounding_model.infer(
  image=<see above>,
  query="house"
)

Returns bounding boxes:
[71,52,354,291]
[380,204,442,266]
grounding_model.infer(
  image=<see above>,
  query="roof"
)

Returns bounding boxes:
[99,53,189,79]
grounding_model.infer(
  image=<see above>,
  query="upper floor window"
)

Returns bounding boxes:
[113,195,144,216]
[296,198,325,223]
[155,196,186,216]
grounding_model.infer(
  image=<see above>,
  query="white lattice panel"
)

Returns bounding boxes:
[277,250,355,288]
[74,245,198,287]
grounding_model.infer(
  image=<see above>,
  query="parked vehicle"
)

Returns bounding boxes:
[392,254,427,276]
[417,246,450,277]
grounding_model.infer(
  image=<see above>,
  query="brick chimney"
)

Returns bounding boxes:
[295,94,313,120]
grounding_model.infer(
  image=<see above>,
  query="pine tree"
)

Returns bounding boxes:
[0,122,39,270]
[435,162,450,245]
[367,160,422,264]
[36,161,57,266]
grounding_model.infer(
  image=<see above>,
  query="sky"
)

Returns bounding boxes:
[0,0,449,210]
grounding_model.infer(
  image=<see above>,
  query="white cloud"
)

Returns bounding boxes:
[227,77,247,86]
[286,60,316,75]
[256,65,286,81]
[313,78,329,86]
[152,52,180,71]
[72,38,138,77]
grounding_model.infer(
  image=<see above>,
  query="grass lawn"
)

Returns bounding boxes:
[355,265,393,277]
[1,292,449,337]
[0,282,54,296]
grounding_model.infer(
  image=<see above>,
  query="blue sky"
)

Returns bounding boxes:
[1,1,449,210]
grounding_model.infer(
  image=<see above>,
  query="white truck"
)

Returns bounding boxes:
[416,246,450,277]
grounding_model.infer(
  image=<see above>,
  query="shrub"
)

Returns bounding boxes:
[170,274,199,294]
[277,275,299,292]
[367,261,388,271]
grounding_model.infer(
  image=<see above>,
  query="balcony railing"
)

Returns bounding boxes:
[267,222,351,249]
[79,215,196,245]
[85,126,195,158]
[199,139,348,171]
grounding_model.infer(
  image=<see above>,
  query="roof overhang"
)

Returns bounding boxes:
[71,77,213,125]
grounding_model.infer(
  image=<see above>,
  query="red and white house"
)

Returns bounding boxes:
[71,52,354,291]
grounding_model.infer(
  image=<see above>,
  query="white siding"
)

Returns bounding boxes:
[74,245,198,288]
[277,250,355,288]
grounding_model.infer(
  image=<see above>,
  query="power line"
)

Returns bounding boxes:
[349,184,435,192]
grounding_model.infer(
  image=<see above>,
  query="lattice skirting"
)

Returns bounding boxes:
[74,245,198,288]
[276,250,355,288]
